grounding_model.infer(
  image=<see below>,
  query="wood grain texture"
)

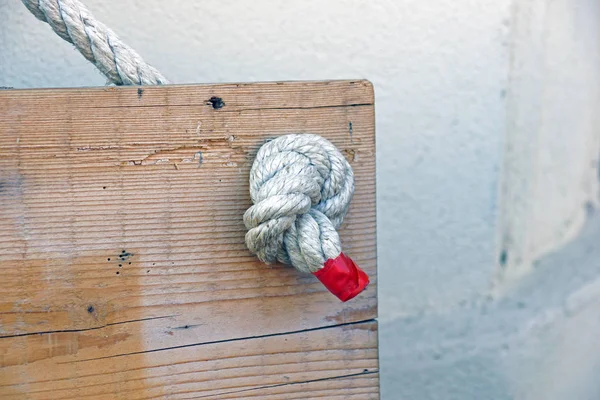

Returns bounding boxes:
[0,81,377,399]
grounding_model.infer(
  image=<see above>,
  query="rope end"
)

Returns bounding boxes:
[312,253,370,302]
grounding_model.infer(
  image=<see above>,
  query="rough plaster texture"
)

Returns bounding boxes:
[497,0,600,285]
[1,0,599,399]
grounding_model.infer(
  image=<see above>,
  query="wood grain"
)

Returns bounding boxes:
[0,81,378,399]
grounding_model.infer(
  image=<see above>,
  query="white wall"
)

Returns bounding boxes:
[497,0,600,284]
[2,1,599,399]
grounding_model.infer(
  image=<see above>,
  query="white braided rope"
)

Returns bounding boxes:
[244,134,355,274]
[21,0,168,85]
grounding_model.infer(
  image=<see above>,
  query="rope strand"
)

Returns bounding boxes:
[21,0,168,85]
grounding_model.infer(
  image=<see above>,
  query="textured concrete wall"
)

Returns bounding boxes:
[497,0,600,283]
[2,1,599,399]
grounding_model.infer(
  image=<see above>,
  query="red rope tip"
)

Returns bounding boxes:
[313,253,370,302]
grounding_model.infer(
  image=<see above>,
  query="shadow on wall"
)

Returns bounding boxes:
[382,212,600,400]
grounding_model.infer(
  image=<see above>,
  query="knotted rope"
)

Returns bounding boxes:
[244,135,368,301]
[21,0,168,85]
[244,134,353,272]
[21,1,369,301]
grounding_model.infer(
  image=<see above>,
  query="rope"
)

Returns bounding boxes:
[244,134,355,274]
[21,0,168,85]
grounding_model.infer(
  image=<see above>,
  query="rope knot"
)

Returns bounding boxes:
[244,134,369,301]
[244,134,353,272]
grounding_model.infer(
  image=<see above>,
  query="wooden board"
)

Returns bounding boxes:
[0,81,378,399]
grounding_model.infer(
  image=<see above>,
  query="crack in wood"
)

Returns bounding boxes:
[78,103,374,110]
[62,319,377,363]
[231,103,373,113]
[124,139,244,166]
[0,315,177,339]
[186,370,379,399]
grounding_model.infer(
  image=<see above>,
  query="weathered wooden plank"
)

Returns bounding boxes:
[1,321,378,399]
[0,80,377,399]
